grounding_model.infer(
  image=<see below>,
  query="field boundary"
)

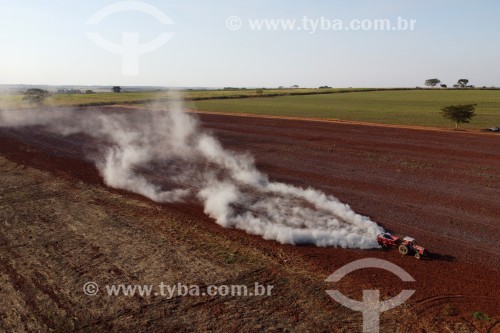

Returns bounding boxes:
[70,88,416,107]
[186,110,500,136]
[107,104,499,136]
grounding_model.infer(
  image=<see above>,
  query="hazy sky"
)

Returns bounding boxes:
[1,0,499,88]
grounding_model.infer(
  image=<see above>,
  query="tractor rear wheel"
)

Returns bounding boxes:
[415,252,421,260]
[399,245,409,255]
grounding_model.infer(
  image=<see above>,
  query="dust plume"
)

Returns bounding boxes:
[0,94,383,248]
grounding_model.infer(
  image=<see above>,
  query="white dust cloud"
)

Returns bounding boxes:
[0,94,383,248]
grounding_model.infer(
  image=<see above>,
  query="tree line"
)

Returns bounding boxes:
[425,78,475,89]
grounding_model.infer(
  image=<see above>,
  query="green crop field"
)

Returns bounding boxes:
[0,88,374,109]
[191,90,500,129]
[2,88,499,129]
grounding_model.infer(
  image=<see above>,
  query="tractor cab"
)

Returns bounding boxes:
[401,236,415,245]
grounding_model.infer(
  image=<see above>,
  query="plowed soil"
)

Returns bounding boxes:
[0,107,499,332]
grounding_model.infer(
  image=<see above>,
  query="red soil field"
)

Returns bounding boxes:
[1,107,499,331]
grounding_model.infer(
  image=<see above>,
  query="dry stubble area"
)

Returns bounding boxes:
[0,108,499,332]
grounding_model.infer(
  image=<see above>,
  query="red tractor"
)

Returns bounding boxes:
[377,232,428,259]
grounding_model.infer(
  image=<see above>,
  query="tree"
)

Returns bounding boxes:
[440,84,447,88]
[457,79,469,88]
[425,78,441,87]
[440,104,476,128]
[23,88,50,105]
[112,86,122,93]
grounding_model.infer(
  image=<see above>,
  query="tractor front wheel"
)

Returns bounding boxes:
[415,252,421,260]
[399,245,409,256]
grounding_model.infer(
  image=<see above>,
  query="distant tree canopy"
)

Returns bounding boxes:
[319,85,332,89]
[57,88,82,94]
[440,104,476,128]
[23,88,50,105]
[425,78,441,87]
[112,86,122,93]
[457,79,469,88]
